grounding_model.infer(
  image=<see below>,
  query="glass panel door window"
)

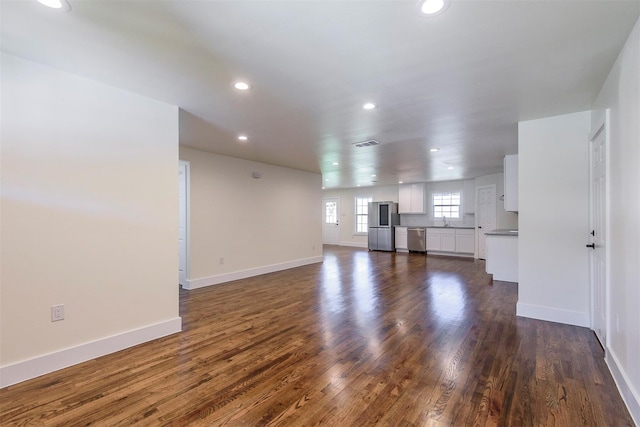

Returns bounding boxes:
[325,201,338,223]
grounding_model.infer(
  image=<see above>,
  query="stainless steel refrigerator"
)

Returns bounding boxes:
[368,201,399,251]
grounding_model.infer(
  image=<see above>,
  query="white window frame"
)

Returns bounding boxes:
[355,196,373,234]
[432,192,462,221]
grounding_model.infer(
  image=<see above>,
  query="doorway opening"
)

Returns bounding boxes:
[589,118,607,347]
[179,160,190,288]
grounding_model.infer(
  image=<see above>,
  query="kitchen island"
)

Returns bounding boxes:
[485,229,518,282]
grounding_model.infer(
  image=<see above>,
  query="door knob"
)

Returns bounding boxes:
[586,243,595,249]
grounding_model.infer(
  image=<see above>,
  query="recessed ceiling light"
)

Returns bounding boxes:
[357,184,361,187]
[332,162,340,166]
[371,174,376,177]
[363,102,377,110]
[429,148,440,152]
[418,0,450,16]
[322,186,326,190]
[233,81,252,91]
[238,135,248,141]
[399,181,404,184]
[325,178,329,182]
[447,166,454,170]
[37,0,71,10]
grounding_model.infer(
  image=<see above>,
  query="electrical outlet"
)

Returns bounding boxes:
[219,257,224,265]
[51,304,65,322]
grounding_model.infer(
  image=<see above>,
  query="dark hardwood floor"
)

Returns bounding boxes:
[0,246,634,426]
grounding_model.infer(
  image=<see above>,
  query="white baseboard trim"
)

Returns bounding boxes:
[606,348,640,425]
[515,302,589,327]
[0,317,182,388]
[339,241,368,248]
[184,256,323,290]
[427,251,474,258]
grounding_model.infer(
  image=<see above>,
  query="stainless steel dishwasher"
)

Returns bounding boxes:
[407,227,426,252]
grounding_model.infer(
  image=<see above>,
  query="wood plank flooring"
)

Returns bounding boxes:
[1,246,634,426]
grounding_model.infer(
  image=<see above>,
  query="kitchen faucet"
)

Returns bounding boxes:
[442,215,448,227]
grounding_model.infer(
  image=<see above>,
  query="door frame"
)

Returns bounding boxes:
[589,112,610,347]
[475,184,496,259]
[179,160,191,288]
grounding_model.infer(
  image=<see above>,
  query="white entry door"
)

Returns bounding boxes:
[322,198,340,245]
[178,160,190,287]
[476,185,496,259]
[590,123,607,346]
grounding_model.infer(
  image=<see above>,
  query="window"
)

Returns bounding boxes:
[355,196,373,233]
[433,192,460,219]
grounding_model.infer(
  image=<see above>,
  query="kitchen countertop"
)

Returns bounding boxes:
[397,226,475,230]
[427,226,475,229]
[485,229,519,236]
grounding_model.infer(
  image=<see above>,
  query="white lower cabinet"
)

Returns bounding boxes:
[426,234,439,251]
[426,228,455,251]
[441,234,456,252]
[455,229,475,254]
[426,228,475,256]
[395,227,408,251]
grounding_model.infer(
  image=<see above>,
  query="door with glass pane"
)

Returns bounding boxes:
[322,198,340,245]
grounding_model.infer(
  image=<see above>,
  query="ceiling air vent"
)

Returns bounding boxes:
[353,139,380,148]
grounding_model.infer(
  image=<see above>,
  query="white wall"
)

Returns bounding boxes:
[322,185,398,247]
[592,17,640,423]
[0,54,181,386]
[397,175,518,230]
[179,147,322,288]
[401,179,477,228]
[517,111,590,326]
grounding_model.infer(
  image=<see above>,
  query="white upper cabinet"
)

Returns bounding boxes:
[399,185,412,212]
[504,154,518,212]
[399,183,426,214]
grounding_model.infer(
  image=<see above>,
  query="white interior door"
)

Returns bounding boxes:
[322,198,340,245]
[476,185,496,260]
[178,160,190,287]
[590,124,607,346]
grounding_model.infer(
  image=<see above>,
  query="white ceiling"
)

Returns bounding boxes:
[2,0,639,188]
